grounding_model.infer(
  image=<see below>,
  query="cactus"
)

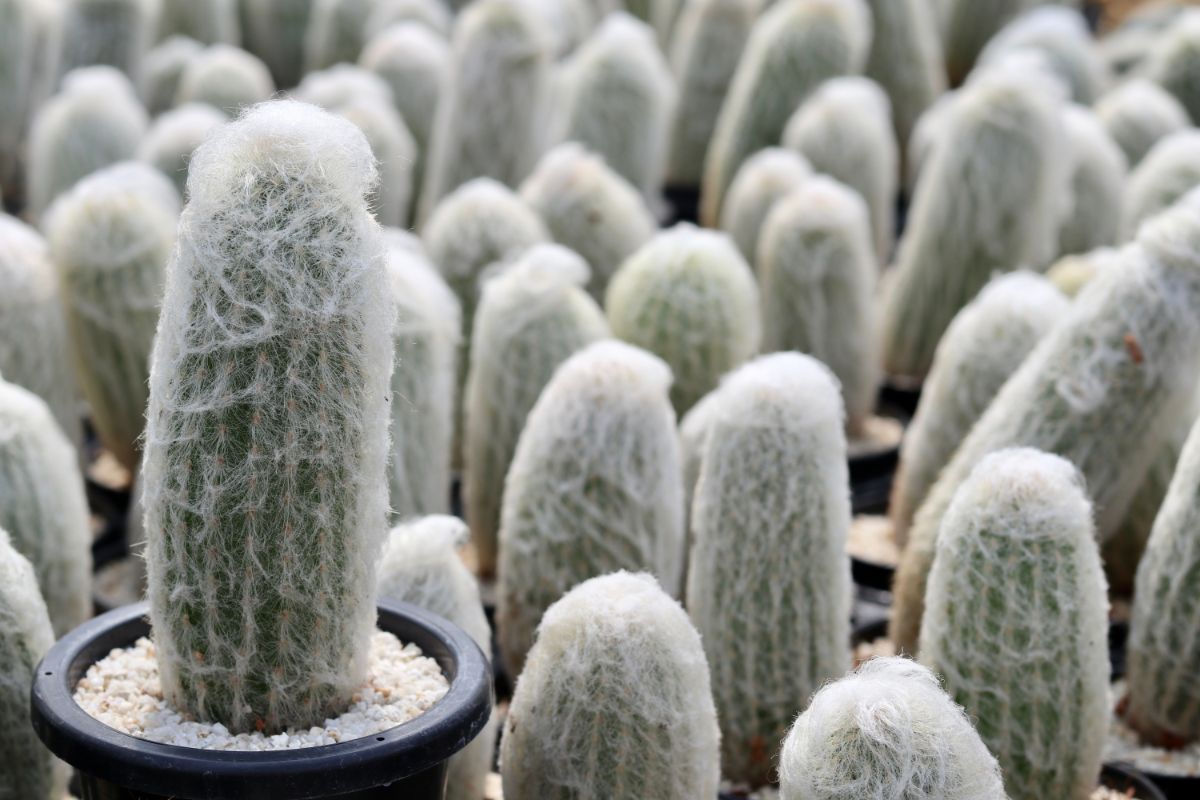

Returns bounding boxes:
[891,198,1200,655]
[719,147,811,262]
[377,516,494,800]
[500,571,720,800]
[519,143,657,301]
[903,88,956,195]
[140,35,204,115]
[364,0,452,36]
[303,0,375,72]
[1095,79,1191,169]
[175,44,275,115]
[919,448,1109,800]
[862,0,945,154]
[1146,9,1200,127]
[497,340,684,675]
[977,7,1106,104]
[143,100,394,733]
[937,0,1049,85]
[1122,130,1200,238]
[0,529,68,800]
[782,77,898,262]
[293,62,392,109]
[239,0,313,88]
[382,230,460,519]
[606,225,760,415]
[1045,246,1120,298]
[138,103,228,198]
[779,657,1007,800]
[890,272,1067,544]
[758,176,879,436]
[1057,105,1127,259]
[555,13,675,198]
[157,0,238,43]
[0,215,80,452]
[0,0,42,194]
[420,0,553,221]
[58,0,157,80]
[879,67,1066,380]
[464,245,608,578]
[337,100,416,229]
[699,0,871,227]
[44,162,179,473]
[524,0,598,58]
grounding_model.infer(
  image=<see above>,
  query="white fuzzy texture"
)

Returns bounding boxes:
[58,0,158,81]
[779,657,1006,800]
[157,0,238,44]
[523,0,597,58]
[1122,130,1200,239]
[862,0,945,152]
[782,77,898,262]
[176,44,275,115]
[679,383,721,541]
[138,103,228,198]
[27,66,149,218]
[0,0,41,192]
[1045,247,1122,298]
[338,100,416,229]
[937,0,1044,84]
[497,340,683,676]
[1057,105,1127,259]
[1145,9,1200,127]
[501,571,720,800]
[0,378,91,636]
[140,35,203,115]
[519,143,656,300]
[293,63,394,110]
[719,147,812,263]
[919,448,1109,800]
[977,6,1106,103]
[758,176,879,433]
[904,88,956,195]
[364,0,452,36]
[1095,79,1191,169]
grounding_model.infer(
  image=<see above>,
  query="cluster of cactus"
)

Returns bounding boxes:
[140,35,204,115]
[365,0,452,36]
[238,0,312,88]
[1056,106,1127,258]
[1122,130,1200,237]
[157,0,238,43]
[0,0,46,196]
[138,103,228,198]
[303,0,374,73]
[58,0,156,81]
[861,0,945,152]
[1145,9,1200,124]
[1094,79,1191,169]
[175,44,275,115]
[977,7,1105,104]
[936,0,1045,85]
[501,571,720,800]
[719,147,811,262]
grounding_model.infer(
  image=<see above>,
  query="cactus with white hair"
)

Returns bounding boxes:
[1057,105,1127,259]
[138,103,228,198]
[977,7,1106,104]
[303,0,374,72]
[1145,9,1200,125]
[1122,130,1200,238]
[0,0,45,195]
[1095,79,1191,169]
[239,0,313,88]
[140,35,204,115]
[157,0,238,43]
[58,0,157,80]
[175,44,275,115]
[937,0,1046,85]
[364,0,451,36]
[719,148,811,262]
[862,0,945,152]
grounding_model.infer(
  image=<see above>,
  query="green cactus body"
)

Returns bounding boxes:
[862,0,945,154]
[464,245,608,578]
[501,571,720,800]
[699,0,870,227]
[175,44,275,115]
[45,162,179,472]
[719,147,811,263]
[890,272,1067,545]
[58,0,155,80]
[140,36,204,116]
[1122,130,1200,239]
[1057,105,1127,260]
[779,657,1006,800]
[891,199,1200,655]
[919,448,1109,800]
[303,0,374,72]
[364,0,452,37]
[782,77,898,263]
[239,0,314,88]
[139,103,229,199]
[606,225,760,415]
[977,7,1105,104]
[879,67,1065,380]
[157,0,239,44]
[0,0,40,194]
[1095,79,1191,170]
[497,340,683,676]
[937,0,1041,85]
[686,352,852,787]
[1146,10,1200,126]
[143,100,394,733]
[0,378,91,636]
[758,176,878,435]
[519,143,657,301]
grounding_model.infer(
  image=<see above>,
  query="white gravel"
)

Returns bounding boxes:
[1107,680,1200,777]
[74,632,449,750]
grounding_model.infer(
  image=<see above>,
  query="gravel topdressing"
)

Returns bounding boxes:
[73,632,449,751]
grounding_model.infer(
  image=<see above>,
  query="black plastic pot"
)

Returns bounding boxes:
[848,403,908,516]
[90,536,130,617]
[662,185,700,226]
[1102,762,1169,800]
[851,554,895,596]
[878,378,922,420]
[32,600,493,800]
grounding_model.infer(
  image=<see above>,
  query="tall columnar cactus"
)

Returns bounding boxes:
[699,0,871,227]
[1044,247,1121,299]
[45,162,179,473]
[919,448,1109,800]
[878,67,1065,380]
[336,100,417,230]
[556,13,675,198]
[464,245,608,577]
[0,0,42,196]
[665,0,757,188]
[862,0,946,153]
[382,230,460,520]
[138,103,228,198]
[175,44,275,115]
[1057,105,1127,259]
[420,0,553,221]
[0,377,91,636]
[719,147,811,263]
[1146,10,1200,126]
[890,272,1067,544]
[891,198,1200,655]
[157,0,238,43]
[903,88,956,195]
[606,225,760,415]
[239,0,313,88]
[1095,79,1191,169]
[58,0,158,80]
[293,63,392,111]
[686,352,852,787]
[501,571,720,800]
[303,0,375,73]
[524,0,598,58]
[779,657,1007,800]
[976,6,1106,104]
[143,100,394,733]
[757,177,878,436]
[0,215,80,451]
[937,0,1044,85]
[364,0,452,36]
[1122,130,1200,239]
[140,35,204,115]
[377,516,494,800]
[519,143,657,301]
[497,340,683,675]
[782,77,898,262]
[0,529,68,800]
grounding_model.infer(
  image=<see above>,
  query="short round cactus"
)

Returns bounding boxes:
[140,35,204,115]
[862,0,946,152]
[239,0,313,88]
[138,103,228,198]
[1095,79,1191,169]
[157,0,238,44]
[1145,9,1200,125]
[58,0,156,80]
[1057,105,1127,259]
[1122,130,1200,238]
[719,147,811,262]
[501,571,720,800]
[175,44,275,115]
[977,6,1105,104]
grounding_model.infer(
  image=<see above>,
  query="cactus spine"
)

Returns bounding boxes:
[1095,79,1191,169]
[58,0,157,81]
[143,100,394,733]
[1122,130,1200,239]
[686,352,852,787]
[1057,105,1127,259]
[138,103,228,198]
[175,44,275,115]
[497,340,683,675]
[140,35,204,115]
[501,571,720,800]
[919,448,1109,800]
[862,0,945,153]
[779,657,1006,800]
[719,147,811,263]
[1146,10,1200,125]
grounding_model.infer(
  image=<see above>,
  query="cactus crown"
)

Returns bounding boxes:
[720,147,812,262]
[176,44,276,115]
[1123,130,1200,238]
[1094,79,1191,168]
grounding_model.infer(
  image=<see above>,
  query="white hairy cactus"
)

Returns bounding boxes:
[175,44,275,115]
[977,6,1106,104]
[1122,130,1200,239]
[699,0,871,226]
[27,66,148,219]
[0,377,91,636]
[1145,9,1200,125]
[758,176,879,435]
[719,147,812,262]
[239,0,313,88]
[920,448,1109,800]
[364,0,451,36]
[1045,247,1121,298]
[0,0,45,194]
[519,143,657,300]
[497,340,683,676]
[779,657,1006,800]
[140,35,203,115]
[58,0,157,80]
[338,100,416,229]
[293,62,392,109]
[782,77,898,262]
[138,103,228,198]
[903,88,956,194]
[1057,105,1127,259]
[606,225,760,414]
[464,245,608,577]
[862,0,945,152]
[500,571,720,800]
[303,0,375,72]
[157,0,238,43]
[686,352,851,787]
[1095,79,1191,169]
[937,0,1046,85]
